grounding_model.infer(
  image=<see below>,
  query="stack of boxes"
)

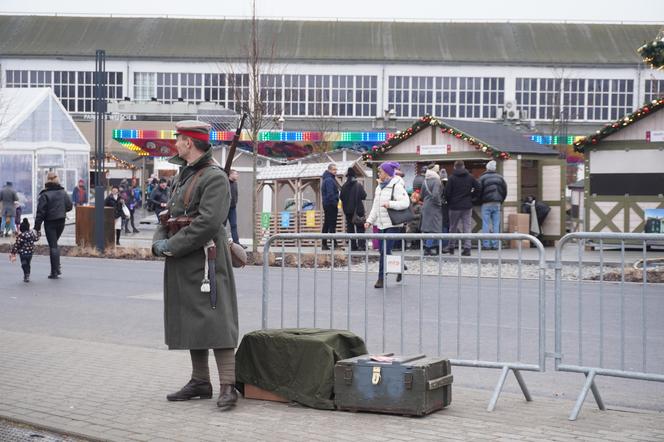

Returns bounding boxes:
[508,213,530,249]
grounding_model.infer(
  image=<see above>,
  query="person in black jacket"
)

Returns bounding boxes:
[105,186,128,245]
[339,167,367,251]
[477,160,507,250]
[320,164,339,250]
[150,178,170,223]
[34,172,73,279]
[443,160,479,256]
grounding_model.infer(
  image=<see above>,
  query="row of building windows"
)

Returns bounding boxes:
[5,70,123,113]
[388,76,505,119]
[516,78,636,121]
[4,70,664,120]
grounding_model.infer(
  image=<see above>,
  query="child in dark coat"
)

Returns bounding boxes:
[9,218,40,283]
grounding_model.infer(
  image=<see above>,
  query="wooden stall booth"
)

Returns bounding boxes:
[255,160,369,246]
[573,97,664,233]
[363,115,566,242]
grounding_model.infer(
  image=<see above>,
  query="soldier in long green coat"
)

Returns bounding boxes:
[152,120,239,410]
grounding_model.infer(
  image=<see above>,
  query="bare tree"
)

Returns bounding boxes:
[227,0,280,253]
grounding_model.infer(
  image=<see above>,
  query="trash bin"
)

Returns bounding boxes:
[75,205,115,248]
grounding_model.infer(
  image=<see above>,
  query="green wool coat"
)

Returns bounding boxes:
[153,149,239,350]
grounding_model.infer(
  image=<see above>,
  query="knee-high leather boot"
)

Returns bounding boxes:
[48,247,60,279]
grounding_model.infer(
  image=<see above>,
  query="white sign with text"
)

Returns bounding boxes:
[418,144,449,155]
[385,254,402,274]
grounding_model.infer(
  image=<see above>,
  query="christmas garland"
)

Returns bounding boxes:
[362,114,510,161]
[638,37,664,70]
[573,97,664,152]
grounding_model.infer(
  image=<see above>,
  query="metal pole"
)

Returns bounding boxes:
[93,49,107,252]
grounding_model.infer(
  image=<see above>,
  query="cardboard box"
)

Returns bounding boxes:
[508,214,530,233]
[244,384,288,403]
[510,239,531,249]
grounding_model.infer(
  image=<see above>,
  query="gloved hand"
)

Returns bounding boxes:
[152,239,173,257]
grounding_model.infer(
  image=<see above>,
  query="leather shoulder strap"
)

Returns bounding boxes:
[183,162,213,210]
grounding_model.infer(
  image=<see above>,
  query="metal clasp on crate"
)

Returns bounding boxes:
[344,367,353,385]
[372,366,381,385]
[404,373,413,390]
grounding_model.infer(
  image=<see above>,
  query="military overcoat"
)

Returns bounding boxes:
[153,149,238,350]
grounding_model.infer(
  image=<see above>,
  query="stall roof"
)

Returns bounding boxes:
[363,115,558,162]
[573,97,664,152]
[443,119,559,155]
[257,161,362,180]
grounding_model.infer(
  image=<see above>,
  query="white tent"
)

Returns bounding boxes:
[0,88,90,216]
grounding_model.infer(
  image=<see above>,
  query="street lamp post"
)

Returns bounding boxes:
[93,50,107,252]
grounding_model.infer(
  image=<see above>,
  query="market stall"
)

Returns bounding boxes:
[363,115,566,240]
[573,97,664,233]
[255,160,368,246]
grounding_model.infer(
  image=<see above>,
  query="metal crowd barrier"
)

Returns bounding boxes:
[554,232,664,421]
[262,232,546,411]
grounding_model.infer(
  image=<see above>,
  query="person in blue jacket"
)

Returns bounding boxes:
[320,163,339,250]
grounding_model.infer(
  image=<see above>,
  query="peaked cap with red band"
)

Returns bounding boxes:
[175,120,211,143]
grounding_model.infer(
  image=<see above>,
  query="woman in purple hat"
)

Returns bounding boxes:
[364,162,410,288]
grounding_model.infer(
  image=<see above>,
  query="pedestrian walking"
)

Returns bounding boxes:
[443,160,479,256]
[339,167,367,251]
[1,181,19,237]
[477,160,507,250]
[321,163,340,250]
[9,218,40,283]
[125,183,141,234]
[71,179,88,206]
[34,172,73,279]
[224,169,242,246]
[364,161,410,289]
[420,164,443,255]
[105,186,128,245]
[150,178,170,223]
[152,120,239,410]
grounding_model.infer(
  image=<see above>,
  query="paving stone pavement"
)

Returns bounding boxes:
[1,330,662,441]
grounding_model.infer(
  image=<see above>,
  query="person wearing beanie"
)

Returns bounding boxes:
[35,172,72,279]
[443,160,480,256]
[339,167,367,251]
[320,163,340,250]
[364,161,410,288]
[10,218,41,282]
[477,160,507,250]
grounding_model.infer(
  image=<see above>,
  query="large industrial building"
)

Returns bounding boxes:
[1,15,662,137]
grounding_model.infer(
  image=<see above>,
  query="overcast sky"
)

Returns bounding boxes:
[1,0,663,22]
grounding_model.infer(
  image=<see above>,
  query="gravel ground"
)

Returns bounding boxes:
[347,258,643,281]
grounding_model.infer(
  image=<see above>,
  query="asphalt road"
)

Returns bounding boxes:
[1,254,662,413]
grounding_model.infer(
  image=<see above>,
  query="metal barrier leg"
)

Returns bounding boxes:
[569,370,604,421]
[590,376,606,411]
[513,369,532,402]
[488,366,533,412]
[487,366,510,411]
